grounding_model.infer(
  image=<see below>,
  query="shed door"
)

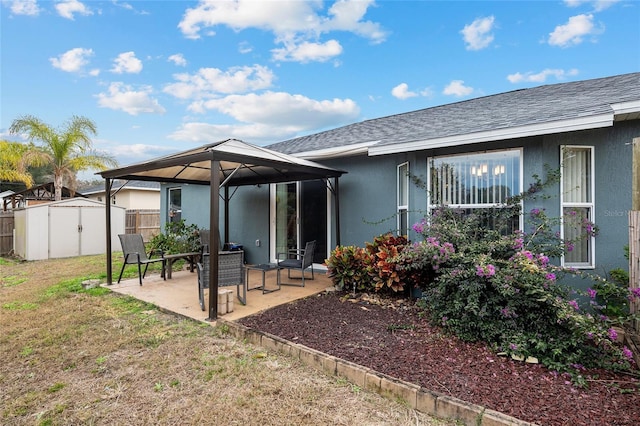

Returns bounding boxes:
[79,207,105,255]
[49,206,80,258]
[49,206,105,258]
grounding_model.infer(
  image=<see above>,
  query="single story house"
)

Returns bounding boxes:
[160,72,639,280]
[81,180,160,210]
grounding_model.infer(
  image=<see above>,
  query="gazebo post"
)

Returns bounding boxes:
[105,178,113,285]
[334,177,341,246]
[207,159,221,321]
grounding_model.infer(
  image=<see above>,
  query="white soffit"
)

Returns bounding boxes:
[368,113,614,156]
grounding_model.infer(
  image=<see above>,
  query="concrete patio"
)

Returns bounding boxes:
[105,264,335,323]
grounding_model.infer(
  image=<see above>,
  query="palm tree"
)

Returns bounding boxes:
[0,140,47,189]
[9,115,117,200]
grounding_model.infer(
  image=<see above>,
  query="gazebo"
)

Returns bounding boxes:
[98,139,346,320]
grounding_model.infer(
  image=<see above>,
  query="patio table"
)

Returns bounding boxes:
[245,263,281,294]
[163,252,200,279]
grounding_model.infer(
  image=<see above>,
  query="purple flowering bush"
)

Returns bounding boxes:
[405,206,636,378]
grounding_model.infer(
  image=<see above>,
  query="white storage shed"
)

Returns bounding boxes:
[13,198,125,260]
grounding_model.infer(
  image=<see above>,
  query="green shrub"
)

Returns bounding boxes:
[149,220,200,254]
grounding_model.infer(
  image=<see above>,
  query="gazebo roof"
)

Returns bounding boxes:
[98,139,345,186]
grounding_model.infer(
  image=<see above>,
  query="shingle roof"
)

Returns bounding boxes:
[81,180,160,195]
[267,73,640,156]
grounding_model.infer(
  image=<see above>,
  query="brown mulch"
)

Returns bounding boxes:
[238,291,640,426]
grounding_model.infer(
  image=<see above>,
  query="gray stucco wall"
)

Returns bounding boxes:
[161,119,638,282]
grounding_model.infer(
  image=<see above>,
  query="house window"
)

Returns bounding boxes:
[397,162,409,236]
[168,187,182,223]
[561,146,595,268]
[428,149,522,232]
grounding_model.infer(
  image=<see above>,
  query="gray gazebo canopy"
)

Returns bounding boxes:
[99,138,346,320]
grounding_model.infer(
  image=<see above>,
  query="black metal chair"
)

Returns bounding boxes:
[276,240,316,287]
[117,234,165,285]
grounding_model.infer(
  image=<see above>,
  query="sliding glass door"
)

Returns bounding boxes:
[271,180,328,264]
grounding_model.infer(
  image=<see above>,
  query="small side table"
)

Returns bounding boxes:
[245,263,281,294]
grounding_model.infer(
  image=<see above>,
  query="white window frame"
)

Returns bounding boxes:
[426,148,524,231]
[560,145,595,269]
[397,162,409,236]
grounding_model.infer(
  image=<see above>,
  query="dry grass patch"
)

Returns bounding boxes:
[0,255,454,425]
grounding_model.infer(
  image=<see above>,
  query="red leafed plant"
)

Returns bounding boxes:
[366,234,409,292]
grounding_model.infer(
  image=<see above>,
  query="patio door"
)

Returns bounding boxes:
[271,180,328,264]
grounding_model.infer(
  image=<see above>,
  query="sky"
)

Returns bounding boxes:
[1,0,639,176]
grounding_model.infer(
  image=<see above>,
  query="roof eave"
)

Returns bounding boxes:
[368,113,614,156]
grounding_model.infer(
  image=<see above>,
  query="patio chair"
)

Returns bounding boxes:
[197,250,245,310]
[117,234,165,285]
[276,240,316,287]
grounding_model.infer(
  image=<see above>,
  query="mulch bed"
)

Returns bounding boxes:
[238,291,640,426]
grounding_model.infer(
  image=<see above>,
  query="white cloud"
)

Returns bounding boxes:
[238,41,253,54]
[186,91,360,131]
[168,122,297,144]
[461,16,495,51]
[177,0,387,63]
[168,53,187,67]
[89,68,100,76]
[96,82,166,115]
[272,39,343,62]
[163,65,275,99]
[443,80,474,97]
[111,51,143,74]
[49,47,94,73]
[110,143,174,159]
[507,68,579,83]
[55,0,93,20]
[391,83,417,100]
[564,0,619,12]
[8,0,39,15]
[548,14,601,47]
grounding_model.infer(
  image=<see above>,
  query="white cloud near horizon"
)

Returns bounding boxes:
[443,80,474,97]
[548,14,601,47]
[461,16,495,51]
[168,53,187,67]
[111,51,143,74]
[49,47,94,72]
[55,0,92,20]
[8,0,39,15]
[507,68,579,83]
[188,91,360,129]
[163,65,275,99]
[96,82,166,115]
[177,0,387,63]
[167,121,300,144]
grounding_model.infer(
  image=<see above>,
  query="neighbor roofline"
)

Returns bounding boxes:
[368,113,614,156]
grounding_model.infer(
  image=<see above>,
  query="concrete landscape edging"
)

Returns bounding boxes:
[219,318,537,426]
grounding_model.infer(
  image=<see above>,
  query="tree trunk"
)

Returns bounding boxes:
[54,174,63,201]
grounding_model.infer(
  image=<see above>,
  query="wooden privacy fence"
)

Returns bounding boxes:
[0,211,15,256]
[629,211,640,332]
[125,209,161,242]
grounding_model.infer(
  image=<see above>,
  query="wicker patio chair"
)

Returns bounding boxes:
[117,234,165,285]
[276,240,316,287]
[196,250,245,311]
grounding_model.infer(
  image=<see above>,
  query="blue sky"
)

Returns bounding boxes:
[1,0,638,172]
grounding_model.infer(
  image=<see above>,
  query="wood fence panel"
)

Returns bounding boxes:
[125,209,160,242]
[629,211,640,332]
[0,211,15,255]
